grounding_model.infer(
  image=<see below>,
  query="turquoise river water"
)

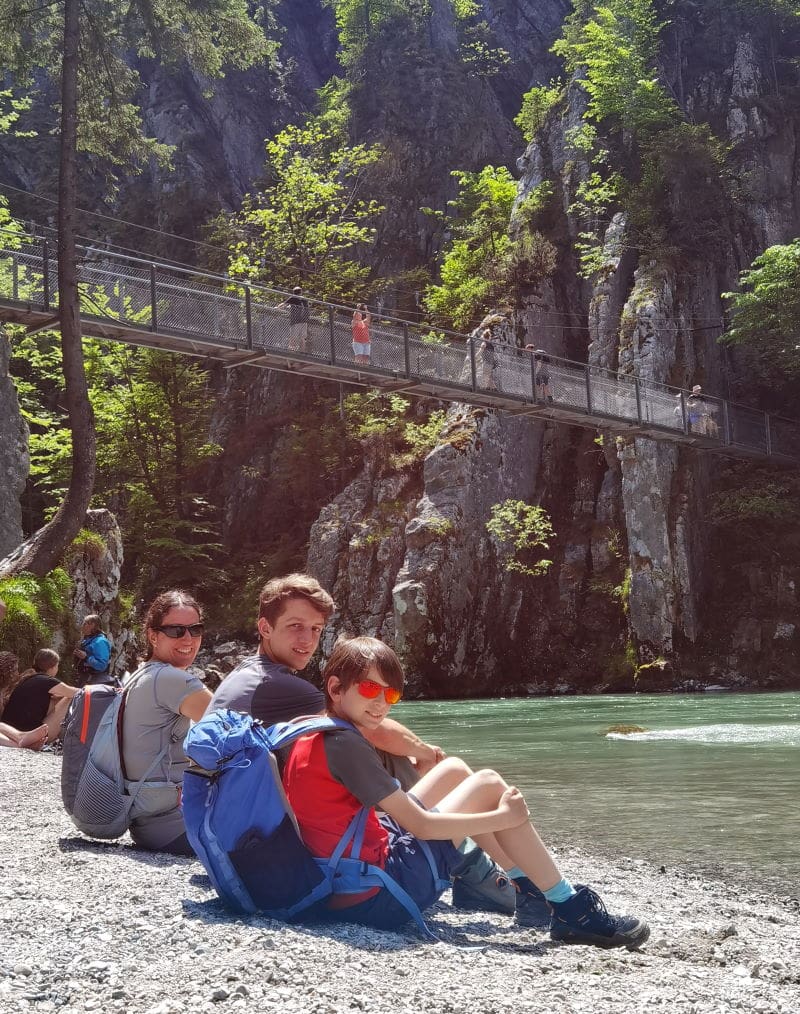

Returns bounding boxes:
[392,691,800,890]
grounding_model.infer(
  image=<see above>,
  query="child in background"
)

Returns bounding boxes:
[283,636,650,949]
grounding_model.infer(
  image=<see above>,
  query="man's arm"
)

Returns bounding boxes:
[362,717,445,776]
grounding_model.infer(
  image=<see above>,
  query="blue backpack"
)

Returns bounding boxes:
[181,710,447,938]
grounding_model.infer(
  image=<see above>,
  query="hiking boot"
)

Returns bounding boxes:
[451,848,516,915]
[549,885,650,950]
[514,881,551,929]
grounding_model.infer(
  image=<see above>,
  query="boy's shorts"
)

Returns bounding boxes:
[351,341,370,357]
[330,817,462,930]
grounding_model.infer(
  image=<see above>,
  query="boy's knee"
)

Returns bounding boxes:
[473,768,506,792]
[440,756,472,779]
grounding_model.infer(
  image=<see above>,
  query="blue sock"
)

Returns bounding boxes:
[506,866,525,880]
[543,878,576,904]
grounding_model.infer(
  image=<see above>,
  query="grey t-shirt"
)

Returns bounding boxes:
[208,654,324,726]
[122,661,205,783]
[323,728,399,807]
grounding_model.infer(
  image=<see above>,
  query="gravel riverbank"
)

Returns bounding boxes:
[1,750,798,1014]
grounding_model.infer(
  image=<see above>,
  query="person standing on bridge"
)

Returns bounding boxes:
[351,303,372,365]
[278,285,310,354]
[480,329,499,390]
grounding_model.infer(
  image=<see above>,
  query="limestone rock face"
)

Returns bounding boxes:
[393,407,543,693]
[0,333,29,559]
[67,509,123,626]
[67,510,134,673]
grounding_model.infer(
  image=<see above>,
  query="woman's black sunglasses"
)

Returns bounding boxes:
[154,623,205,639]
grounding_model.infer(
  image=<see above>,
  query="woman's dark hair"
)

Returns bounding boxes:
[142,589,203,660]
[322,636,404,708]
[0,651,22,713]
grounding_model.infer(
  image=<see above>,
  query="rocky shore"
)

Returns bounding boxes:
[1,751,798,1014]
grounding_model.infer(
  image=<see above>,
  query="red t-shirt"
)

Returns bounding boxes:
[351,314,370,344]
[282,728,399,905]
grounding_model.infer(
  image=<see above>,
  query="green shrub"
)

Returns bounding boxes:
[0,569,72,663]
[485,499,555,577]
[514,81,563,142]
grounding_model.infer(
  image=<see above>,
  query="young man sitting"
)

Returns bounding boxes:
[208,573,516,917]
[282,635,650,949]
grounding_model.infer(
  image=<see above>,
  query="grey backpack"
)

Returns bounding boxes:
[60,665,172,839]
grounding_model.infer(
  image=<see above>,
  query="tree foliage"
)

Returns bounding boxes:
[485,499,555,577]
[551,0,732,276]
[425,166,517,330]
[0,0,273,579]
[514,82,563,143]
[553,0,678,138]
[722,239,800,379]
[0,569,72,662]
[9,329,222,597]
[221,119,384,303]
[0,0,274,172]
[324,0,421,66]
[425,169,557,329]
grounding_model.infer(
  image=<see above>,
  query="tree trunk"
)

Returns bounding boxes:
[0,0,96,579]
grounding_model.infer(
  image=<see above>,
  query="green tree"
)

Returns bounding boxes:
[485,499,555,577]
[553,0,678,138]
[324,0,418,65]
[514,82,563,143]
[550,0,734,275]
[11,332,223,594]
[0,0,272,580]
[222,119,384,303]
[425,166,517,330]
[722,239,800,378]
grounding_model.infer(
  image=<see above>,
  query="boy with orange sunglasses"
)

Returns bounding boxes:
[283,636,650,949]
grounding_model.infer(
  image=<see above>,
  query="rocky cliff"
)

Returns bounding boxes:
[304,3,800,694]
[0,332,29,558]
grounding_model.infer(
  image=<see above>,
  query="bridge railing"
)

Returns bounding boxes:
[1,227,799,464]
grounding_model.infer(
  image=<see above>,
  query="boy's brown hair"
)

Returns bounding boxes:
[258,573,335,626]
[322,636,404,707]
[34,648,60,672]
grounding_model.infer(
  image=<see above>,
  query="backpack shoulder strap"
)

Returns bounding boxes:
[265,716,354,752]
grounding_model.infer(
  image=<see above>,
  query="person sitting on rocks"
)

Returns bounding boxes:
[122,589,213,855]
[207,573,516,917]
[0,651,53,750]
[282,635,650,950]
[0,648,78,746]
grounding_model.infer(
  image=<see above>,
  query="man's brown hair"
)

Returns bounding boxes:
[322,636,404,707]
[258,573,335,626]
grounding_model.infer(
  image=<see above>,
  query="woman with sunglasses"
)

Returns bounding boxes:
[122,589,213,855]
[283,636,649,949]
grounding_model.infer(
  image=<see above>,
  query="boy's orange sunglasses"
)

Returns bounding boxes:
[356,679,402,705]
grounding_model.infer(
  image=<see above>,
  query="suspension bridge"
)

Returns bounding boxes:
[0,227,797,465]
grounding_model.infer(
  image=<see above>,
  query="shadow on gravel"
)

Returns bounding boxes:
[179,895,553,955]
[57,835,196,867]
